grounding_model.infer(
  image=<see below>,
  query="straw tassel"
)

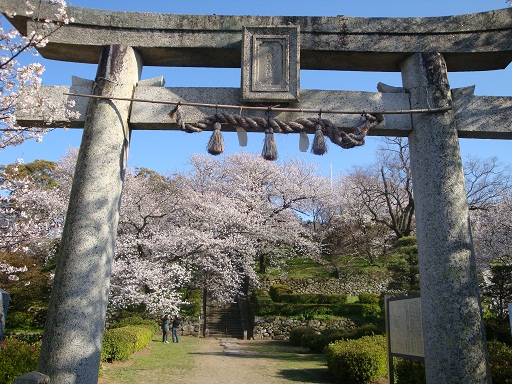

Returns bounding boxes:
[207,121,224,155]
[299,131,309,152]
[262,127,278,161]
[311,123,328,155]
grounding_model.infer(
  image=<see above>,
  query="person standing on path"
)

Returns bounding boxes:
[172,315,181,343]
[161,314,170,343]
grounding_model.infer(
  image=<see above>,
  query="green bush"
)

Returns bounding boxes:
[488,340,512,384]
[113,316,159,333]
[251,289,276,316]
[6,311,35,329]
[101,325,153,362]
[4,331,43,344]
[289,326,316,347]
[335,303,382,320]
[326,335,387,383]
[268,284,293,302]
[101,328,134,362]
[180,289,201,317]
[300,330,325,352]
[278,293,348,305]
[395,358,426,384]
[393,341,512,384]
[125,326,154,352]
[350,323,384,339]
[0,337,41,384]
[358,293,380,305]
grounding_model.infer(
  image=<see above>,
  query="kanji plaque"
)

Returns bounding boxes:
[242,26,300,102]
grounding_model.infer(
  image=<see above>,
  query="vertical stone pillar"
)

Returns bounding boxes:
[38,45,142,384]
[401,53,490,383]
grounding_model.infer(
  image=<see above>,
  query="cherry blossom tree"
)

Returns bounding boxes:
[1,0,77,150]
[471,192,512,270]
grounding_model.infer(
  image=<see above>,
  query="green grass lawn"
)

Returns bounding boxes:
[266,256,334,278]
[98,335,201,384]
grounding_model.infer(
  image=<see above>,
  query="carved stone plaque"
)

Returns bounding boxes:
[242,26,300,102]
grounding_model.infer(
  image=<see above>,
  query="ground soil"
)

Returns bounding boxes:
[99,337,388,384]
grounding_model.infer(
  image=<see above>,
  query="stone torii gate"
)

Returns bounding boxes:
[3,2,512,383]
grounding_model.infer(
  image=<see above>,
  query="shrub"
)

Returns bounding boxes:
[268,284,293,302]
[300,330,324,352]
[278,293,347,305]
[0,337,41,384]
[321,328,348,346]
[289,326,316,347]
[113,316,159,333]
[101,325,153,362]
[488,340,512,384]
[335,303,382,320]
[358,293,380,305]
[101,328,134,362]
[251,289,275,316]
[5,331,43,344]
[350,323,384,339]
[395,358,425,384]
[326,335,387,383]
[6,311,35,329]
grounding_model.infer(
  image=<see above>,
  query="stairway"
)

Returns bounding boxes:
[205,297,246,339]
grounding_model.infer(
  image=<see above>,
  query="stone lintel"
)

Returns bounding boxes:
[15,84,512,139]
[2,2,511,72]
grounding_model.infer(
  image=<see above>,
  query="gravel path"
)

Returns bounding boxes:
[172,338,297,384]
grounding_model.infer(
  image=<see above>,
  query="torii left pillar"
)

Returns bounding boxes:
[38,45,142,384]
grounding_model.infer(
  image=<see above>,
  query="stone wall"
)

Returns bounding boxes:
[179,316,201,336]
[258,271,390,296]
[252,316,358,340]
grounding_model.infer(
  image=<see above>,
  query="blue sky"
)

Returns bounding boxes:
[1,0,511,177]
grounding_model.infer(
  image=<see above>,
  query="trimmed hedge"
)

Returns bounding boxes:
[101,325,154,362]
[252,288,380,320]
[269,284,293,302]
[289,326,317,347]
[112,316,159,333]
[488,340,512,384]
[269,284,347,305]
[358,293,380,305]
[326,335,387,383]
[251,289,275,316]
[395,358,426,384]
[0,337,41,384]
[291,323,384,353]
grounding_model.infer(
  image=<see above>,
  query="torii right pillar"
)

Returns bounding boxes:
[402,52,491,383]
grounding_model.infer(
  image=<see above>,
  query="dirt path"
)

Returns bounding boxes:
[172,338,288,384]
[99,336,337,384]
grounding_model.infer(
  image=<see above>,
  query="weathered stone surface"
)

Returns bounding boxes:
[38,45,142,384]
[16,83,512,139]
[14,371,50,384]
[2,2,511,71]
[241,26,300,102]
[253,316,357,340]
[403,52,490,384]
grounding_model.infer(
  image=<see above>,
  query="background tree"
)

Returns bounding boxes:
[386,236,420,295]
[1,1,77,149]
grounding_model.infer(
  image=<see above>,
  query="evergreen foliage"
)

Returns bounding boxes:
[326,335,387,383]
[386,236,420,295]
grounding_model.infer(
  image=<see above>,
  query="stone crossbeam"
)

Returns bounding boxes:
[16,81,512,140]
[2,1,511,71]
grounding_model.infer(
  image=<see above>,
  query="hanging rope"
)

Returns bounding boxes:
[170,104,383,154]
